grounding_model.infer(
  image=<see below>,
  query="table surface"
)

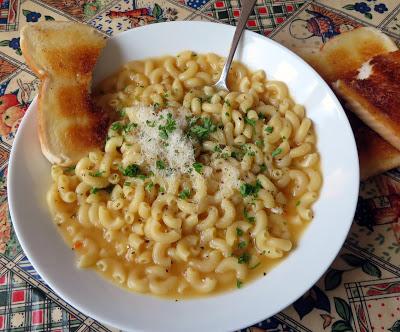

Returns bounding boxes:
[0,0,400,331]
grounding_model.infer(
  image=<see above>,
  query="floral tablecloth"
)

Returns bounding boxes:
[0,0,399,331]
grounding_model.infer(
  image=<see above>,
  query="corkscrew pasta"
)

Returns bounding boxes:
[47,51,322,298]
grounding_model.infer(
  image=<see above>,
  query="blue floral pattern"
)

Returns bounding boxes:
[25,11,41,22]
[354,2,371,14]
[0,37,21,55]
[22,9,54,23]
[374,3,388,13]
[9,38,19,50]
[185,0,210,9]
[343,1,390,19]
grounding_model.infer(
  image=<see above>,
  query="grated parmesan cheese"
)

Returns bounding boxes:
[212,160,241,199]
[127,105,195,175]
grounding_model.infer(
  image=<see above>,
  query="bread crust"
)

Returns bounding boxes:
[306,27,400,179]
[347,111,400,179]
[20,22,109,166]
[335,51,400,150]
[306,27,398,82]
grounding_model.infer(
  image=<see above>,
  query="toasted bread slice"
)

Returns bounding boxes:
[306,27,400,179]
[334,51,400,151]
[347,112,400,179]
[306,27,398,82]
[20,22,108,166]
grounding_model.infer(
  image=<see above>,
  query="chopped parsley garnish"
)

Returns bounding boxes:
[250,262,261,270]
[112,121,137,133]
[224,100,231,107]
[64,165,76,174]
[153,102,161,109]
[260,164,267,172]
[245,117,256,127]
[230,149,244,160]
[146,120,156,127]
[265,126,274,134]
[258,112,265,120]
[111,122,124,131]
[90,187,99,194]
[220,152,229,159]
[236,227,244,236]
[159,186,165,193]
[193,162,203,174]
[124,122,137,132]
[243,144,256,156]
[213,145,223,153]
[178,188,191,200]
[156,160,166,170]
[296,200,301,206]
[236,279,243,289]
[124,182,131,187]
[255,140,264,148]
[238,252,251,264]
[89,170,104,177]
[238,241,247,249]
[158,113,176,140]
[186,115,199,127]
[187,116,217,141]
[201,96,212,103]
[117,109,126,118]
[119,164,141,177]
[240,180,262,197]
[271,147,283,157]
[145,182,154,192]
[243,208,255,223]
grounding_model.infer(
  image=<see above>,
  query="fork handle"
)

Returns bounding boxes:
[219,0,257,85]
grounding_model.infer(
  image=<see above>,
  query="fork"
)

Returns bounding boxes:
[213,0,258,91]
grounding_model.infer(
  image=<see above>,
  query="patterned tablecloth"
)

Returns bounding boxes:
[0,0,399,331]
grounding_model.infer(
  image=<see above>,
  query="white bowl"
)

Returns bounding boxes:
[8,21,359,332]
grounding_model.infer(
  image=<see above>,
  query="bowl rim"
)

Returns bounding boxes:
[7,20,360,332]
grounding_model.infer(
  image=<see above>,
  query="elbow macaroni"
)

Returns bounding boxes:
[48,52,322,298]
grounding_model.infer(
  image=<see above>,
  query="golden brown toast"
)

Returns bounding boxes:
[347,112,400,179]
[335,51,400,150]
[20,22,109,166]
[306,27,400,179]
[306,27,397,82]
